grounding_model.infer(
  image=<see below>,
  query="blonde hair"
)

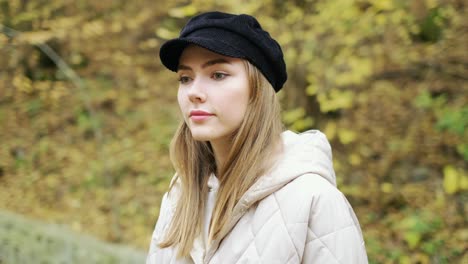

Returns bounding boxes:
[158,60,283,258]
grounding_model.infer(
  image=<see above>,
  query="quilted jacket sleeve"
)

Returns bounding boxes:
[301,177,368,264]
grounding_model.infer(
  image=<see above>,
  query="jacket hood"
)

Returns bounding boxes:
[235,130,336,210]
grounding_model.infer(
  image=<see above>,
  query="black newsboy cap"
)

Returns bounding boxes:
[159,11,287,92]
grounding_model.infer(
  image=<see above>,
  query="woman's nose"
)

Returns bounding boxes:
[187,79,207,103]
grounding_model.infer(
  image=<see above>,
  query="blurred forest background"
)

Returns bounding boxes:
[0,0,467,263]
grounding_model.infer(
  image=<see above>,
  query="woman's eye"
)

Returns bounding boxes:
[178,76,191,84]
[212,72,228,80]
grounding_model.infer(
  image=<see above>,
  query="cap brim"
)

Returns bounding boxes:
[159,32,247,72]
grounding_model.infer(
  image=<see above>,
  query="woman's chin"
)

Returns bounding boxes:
[190,129,230,143]
[190,130,215,142]
[191,135,212,142]
[188,124,235,143]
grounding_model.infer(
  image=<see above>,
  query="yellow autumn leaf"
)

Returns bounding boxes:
[443,165,458,194]
[317,89,354,112]
[349,153,361,166]
[168,4,198,18]
[324,121,337,141]
[18,31,54,44]
[404,231,421,249]
[13,75,33,94]
[155,27,178,40]
[335,57,373,86]
[283,108,306,124]
[293,117,314,131]
[278,31,293,45]
[82,20,105,38]
[459,171,468,190]
[380,182,393,193]
[306,84,319,96]
[111,21,123,33]
[426,0,439,9]
[375,14,387,26]
[371,0,394,11]
[399,255,412,264]
[338,129,357,145]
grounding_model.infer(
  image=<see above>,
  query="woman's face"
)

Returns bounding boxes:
[177,45,250,143]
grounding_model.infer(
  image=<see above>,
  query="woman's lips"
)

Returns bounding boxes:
[190,110,214,122]
[191,115,212,121]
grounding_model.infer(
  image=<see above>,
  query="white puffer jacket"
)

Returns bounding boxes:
[147,130,368,263]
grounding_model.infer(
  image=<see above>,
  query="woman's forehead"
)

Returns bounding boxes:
[179,45,241,66]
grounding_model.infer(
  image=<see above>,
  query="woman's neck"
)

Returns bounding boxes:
[210,137,232,174]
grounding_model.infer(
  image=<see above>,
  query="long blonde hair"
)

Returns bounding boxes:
[158,60,283,258]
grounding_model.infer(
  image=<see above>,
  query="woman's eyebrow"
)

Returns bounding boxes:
[177,64,192,71]
[178,58,231,71]
[201,58,231,68]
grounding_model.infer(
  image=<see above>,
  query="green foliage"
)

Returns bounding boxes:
[396,212,442,249]
[414,90,468,136]
[436,107,468,135]
[282,107,314,132]
[418,7,444,42]
[413,90,447,109]
[414,90,468,160]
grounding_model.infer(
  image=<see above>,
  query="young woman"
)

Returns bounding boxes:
[147,11,368,264]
